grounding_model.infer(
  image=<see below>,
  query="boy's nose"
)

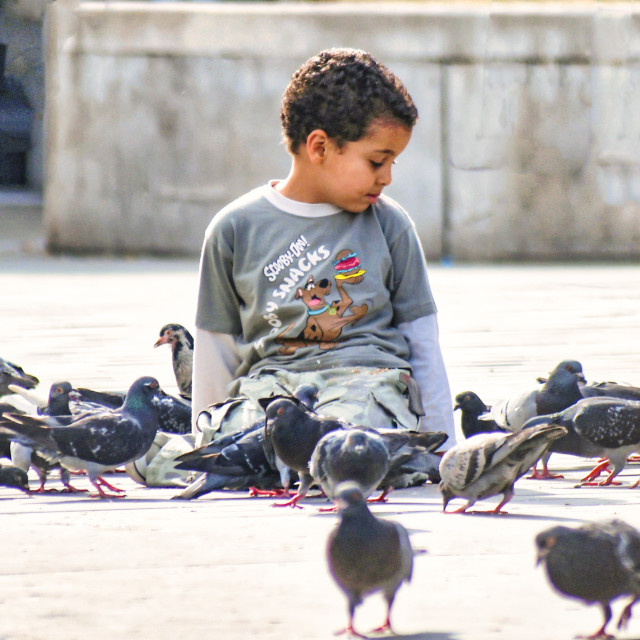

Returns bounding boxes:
[377,165,392,186]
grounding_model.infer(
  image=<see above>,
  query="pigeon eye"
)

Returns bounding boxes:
[277,407,284,415]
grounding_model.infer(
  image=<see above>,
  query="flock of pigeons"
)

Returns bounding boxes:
[4,330,640,637]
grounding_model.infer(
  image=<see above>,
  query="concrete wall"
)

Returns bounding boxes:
[1,0,49,189]
[44,1,640,259]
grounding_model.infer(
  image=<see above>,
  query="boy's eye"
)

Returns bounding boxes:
[370,160,383,169]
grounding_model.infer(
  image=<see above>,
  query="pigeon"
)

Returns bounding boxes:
[154,323,194,400]
[0,376,163,498]
[524,396,640,486]
[0,463,30,494]
[0,402,24,459]
[75,385,191,435]
[259,395,346,508]
[454,391,508,439]
[74,387,125,410]
[327,482,413,637]
[310,428,390,504]
[484,360,586,479]
[537,374,640,403]
[172,424,281,499]
[0,358,39,398]
[439,423,567,514]
[536,519,640,639]
[580,380,640,402]
[485,360,585,433]
[373,429,448,498]
[8,381,88,493]
[174,384,320,500]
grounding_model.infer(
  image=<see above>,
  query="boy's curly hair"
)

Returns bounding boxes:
[281,48,418,153]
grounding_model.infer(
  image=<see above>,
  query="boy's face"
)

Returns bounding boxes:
[320,121,412,213]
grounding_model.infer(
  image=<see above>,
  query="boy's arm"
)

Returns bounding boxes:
[398,314,457,450]
[191,326,241,433]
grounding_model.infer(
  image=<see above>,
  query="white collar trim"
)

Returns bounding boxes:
[263,181,342,217]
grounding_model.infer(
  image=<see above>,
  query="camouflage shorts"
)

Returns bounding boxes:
[194,366,424,447]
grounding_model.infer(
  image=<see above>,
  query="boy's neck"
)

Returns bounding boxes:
[275,155,326,204]
[266,181,341,218]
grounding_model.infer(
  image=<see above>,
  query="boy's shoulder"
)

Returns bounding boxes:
[373,194,416,231]
[204,185,272,236]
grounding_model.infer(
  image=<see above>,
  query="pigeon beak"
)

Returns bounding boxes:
[154,335,170,348]
[453,403,461,412]
[576,373,586,383]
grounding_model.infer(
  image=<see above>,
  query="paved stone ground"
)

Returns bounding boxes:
[2,209,640,640]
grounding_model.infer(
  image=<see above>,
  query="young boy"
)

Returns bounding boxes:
[192,48,456,451]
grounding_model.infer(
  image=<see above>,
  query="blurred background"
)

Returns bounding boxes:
[1,0,639,262]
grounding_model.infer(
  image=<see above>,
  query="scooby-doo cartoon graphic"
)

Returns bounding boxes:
[276,249,368,355]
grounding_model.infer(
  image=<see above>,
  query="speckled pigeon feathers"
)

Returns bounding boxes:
[154,324,194,400]
[1,376,162,471]
[439,423,567,513]
[524,396,640,481]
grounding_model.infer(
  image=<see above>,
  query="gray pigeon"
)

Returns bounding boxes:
[485,360,586,479]
[524,396,640,487]
[154,324,194,400]
[486,360,585,433]
[310,428,390,504]
[536,519,640,639]
[0,376,163,498]
[0,463,30,494]
[327,482,413,637]
[8,381,86,493]
[439,423,567,514]
[259,395,346,508]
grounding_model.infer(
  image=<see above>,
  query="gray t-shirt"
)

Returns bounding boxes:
[196,183,437,377]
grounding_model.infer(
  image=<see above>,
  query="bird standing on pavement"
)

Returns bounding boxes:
[8,381,87,493]
[0,376,163,498]
[524,396,640,486]
[439,423,567,514]
[327,482,414,637]
[154,323,194,400]
[536,519,640,639]
[486,360,585,433]
[485,360,585,479]
[259,395,345,508]
[310,428,390,504]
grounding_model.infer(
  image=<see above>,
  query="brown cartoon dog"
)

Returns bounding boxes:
[276,254,368,355]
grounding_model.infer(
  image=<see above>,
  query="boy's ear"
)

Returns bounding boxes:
[306,129,329,164]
